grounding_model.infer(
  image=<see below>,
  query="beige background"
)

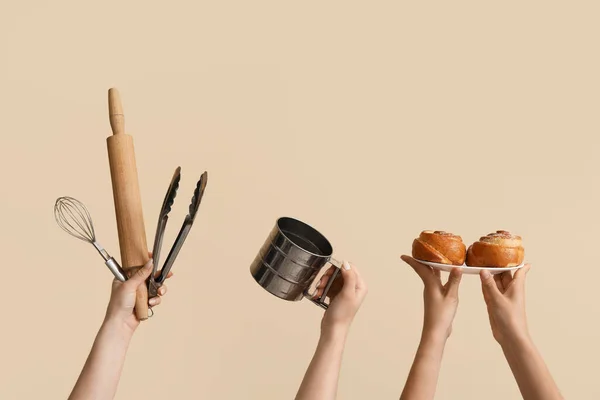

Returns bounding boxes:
[1,1,598,399]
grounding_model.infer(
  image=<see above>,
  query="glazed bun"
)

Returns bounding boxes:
[412,230,466,265]
[465,230,524,267]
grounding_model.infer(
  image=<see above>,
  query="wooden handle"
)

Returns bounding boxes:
[106,88,150,320]
[108,88,125,136]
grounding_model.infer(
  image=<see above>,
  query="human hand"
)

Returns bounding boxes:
[479,264,531,346]
[104,253,173,334]
[312,261,367,336]
[401,255,462,340]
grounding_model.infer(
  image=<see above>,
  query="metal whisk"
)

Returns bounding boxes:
[54,196,127,282]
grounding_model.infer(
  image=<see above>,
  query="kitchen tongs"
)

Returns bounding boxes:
[148,167,208,299]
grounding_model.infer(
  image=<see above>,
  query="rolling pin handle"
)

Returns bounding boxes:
[108,88,125,136]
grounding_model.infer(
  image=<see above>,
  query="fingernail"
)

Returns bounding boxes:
[149,297,157,306]
[144,258,153,269]
[481,270,491,279]
[343,261,351,270]
[159,287,165,295]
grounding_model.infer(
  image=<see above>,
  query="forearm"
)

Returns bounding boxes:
[500,334,563,400]
[295,326,348,400]
[400,332,447,400]
[68,318,133,400]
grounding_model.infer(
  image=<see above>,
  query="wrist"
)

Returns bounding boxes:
[419,330,448,348]
[414,330,447,363]
[101,316,135,341]
[421,324,450,344]
[320,323,349,343]
[499,330,533,352]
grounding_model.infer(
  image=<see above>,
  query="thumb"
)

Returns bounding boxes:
[125,259,153,288]
[508,263,531,296]
[445,267,462,298]
[479,269,500,301]
[512,263,531,286]
[340,261,357,295]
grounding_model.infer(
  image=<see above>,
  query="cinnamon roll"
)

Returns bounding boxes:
[412,230,467,265]
[465,230,525,267]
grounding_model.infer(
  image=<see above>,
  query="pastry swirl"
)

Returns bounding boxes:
[465,230,524,267]
[412,230,466,266]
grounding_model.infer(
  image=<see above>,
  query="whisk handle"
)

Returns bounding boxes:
[106,257,127,282]
[91,242,128,282]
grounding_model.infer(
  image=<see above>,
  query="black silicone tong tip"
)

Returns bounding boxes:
[188,171,208,219]
[161,167,182,216]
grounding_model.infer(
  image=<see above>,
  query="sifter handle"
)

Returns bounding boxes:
[306,258,342,310]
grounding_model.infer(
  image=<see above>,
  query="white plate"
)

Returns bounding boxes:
[415,259,525,275]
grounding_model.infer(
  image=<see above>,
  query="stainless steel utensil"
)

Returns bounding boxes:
[249,217,342,309]
[148,167,208,298]
[54,196,127,282]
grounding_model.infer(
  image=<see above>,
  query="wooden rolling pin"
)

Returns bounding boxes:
[106,88,150,320]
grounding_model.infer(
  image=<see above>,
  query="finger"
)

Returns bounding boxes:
[513,263,531,282]
[356,278,368,301]
[340,261,357,295]
[345,263,367,299]
[313,276,343,299]
[317,274,331,289]
[312,266,342,298]
[158,285,167,296]
[125,259,153,288]
[480,269,501,302]
[445,267,462,298]
[350,264,367,292]
[149,296,161,307]
[154,270,175,279]
[312,275,332,298]
[501,270,513,290]
[322,266,337,278]
[312,266,336,292]
[509,263,531,292]
[493,273,505,292]
[401,255,436,286]
[317,265,338,287]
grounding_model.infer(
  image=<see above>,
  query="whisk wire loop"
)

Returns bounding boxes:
[54,196,127,282]
[54,196,97,243]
